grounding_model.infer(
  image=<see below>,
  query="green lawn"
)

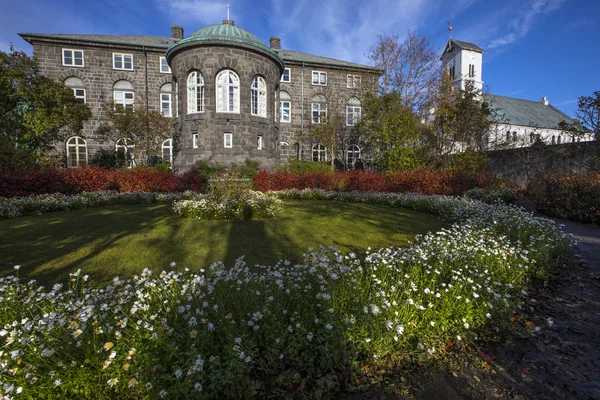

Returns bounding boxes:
[0,200,443,285]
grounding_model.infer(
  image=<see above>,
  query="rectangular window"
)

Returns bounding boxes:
[257,135,263,150]
[281,68,290,82]
[224,133,233,148]
[312,71,327,85]
[72,88,86,104]
[469,64,475,78]
[160,57,171,73]
[113,53,133,70]
[113,91,134,112]
[280,101,291,123]
[192,133,199,149]
[346,105,361,126]
[347,74,361,88]
[62,49,84,67]
[449,65,456,79]
[312,103,327,124]
[161,93,172,117]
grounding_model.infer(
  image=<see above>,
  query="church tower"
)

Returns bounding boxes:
[440,37,485,91]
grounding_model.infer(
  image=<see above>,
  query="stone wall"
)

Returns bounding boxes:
[486,141,600,188]
[31,40,172,162]
[169,45,282,170]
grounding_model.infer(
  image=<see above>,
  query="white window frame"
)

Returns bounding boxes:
[160,57,171,74]
[162,139,173,164]
[115,138,135,167]
[346,105,361,126]
[311,103,327,124]
[187,71,204,114]
[216,70,240,113]
[62,49,84,67]
[280,101,291,123]
[346,145,361,169]
[113,53,134,71]
[312,71,327,86]
[347,74,361,88]
[113,91,134,112]
[71,88,86,104]
[224,133,233,148]
[312,143,327,162]
[66,136,88,168]
[161,93,172,117]
[251,76,267,117]
[281,68,291,82]
[257,135,263,150]
[192,133,199,149]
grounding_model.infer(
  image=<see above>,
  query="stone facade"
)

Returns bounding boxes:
[20,23,381,171]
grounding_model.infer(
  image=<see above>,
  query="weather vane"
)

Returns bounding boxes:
[448,20,453,39]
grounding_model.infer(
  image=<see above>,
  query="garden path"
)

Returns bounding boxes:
[417,218,600,400]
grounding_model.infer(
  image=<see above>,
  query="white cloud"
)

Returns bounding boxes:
[267,0,441,65]
[155,0,229,24]
[487,0,566,49]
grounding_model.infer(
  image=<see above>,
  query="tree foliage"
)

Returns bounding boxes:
[367,30,438,113]
[559,90,599,140]
[358,92,422,171]
[97,100,172,166]
[298,113,346,171]
[0,47,91,170]
[423,76,497,160]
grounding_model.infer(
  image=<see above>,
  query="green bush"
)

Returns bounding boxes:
[464,187,518,204]
[90,149,127,169]
[276,160,332,174]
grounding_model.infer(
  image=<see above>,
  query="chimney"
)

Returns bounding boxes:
[222,20,234,26]
[540,96,548,106]
[171,25,184,40]
[270,37,281,49]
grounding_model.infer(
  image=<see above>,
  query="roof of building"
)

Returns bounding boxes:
[274,49,380,72]
[440,38,485,59]
[167,22,283,66]
[485,94,573,129]
[19,33,177,49]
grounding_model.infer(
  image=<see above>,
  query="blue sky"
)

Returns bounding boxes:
[1,0,598,117]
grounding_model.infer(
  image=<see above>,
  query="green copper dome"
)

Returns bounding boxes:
[166,22,283,68]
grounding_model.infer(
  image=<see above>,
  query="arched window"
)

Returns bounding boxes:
[113,80,134,112]
[66,136,87,168]
[557,135,562,144]
[216,70,240,113]
[552,135,556,144]
[506,130,511,141]
[530,133,535,144]
[311,94,327,124]
[160,83,172,117]
[280,91,291,123]
[115,138,135,167]
[312,143,326,162]
[187,71,204,114]
[346,97,361,126]
[347,145,360,169]
[64,77,86,103]
[162,139,173,164]
[512,132,517,142]
[251,76,267,117]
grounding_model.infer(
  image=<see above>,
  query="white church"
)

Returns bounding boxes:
[440,39,595,149]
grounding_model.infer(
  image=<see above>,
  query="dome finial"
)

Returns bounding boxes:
[222,4,234,25]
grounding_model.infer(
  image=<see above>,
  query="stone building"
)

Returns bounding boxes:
[19,21,380,170]
[439,38,595,150]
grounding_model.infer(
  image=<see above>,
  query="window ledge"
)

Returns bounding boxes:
[215,113,241,121]
[185,113,205,121]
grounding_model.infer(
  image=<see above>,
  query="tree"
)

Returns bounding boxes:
[357,92,422,171]
[97,99,172,166]
[559,91,599,141]
[0,47,91,169]
[298,113,346,171]
[367,30,438,113]
[423,76,498,163]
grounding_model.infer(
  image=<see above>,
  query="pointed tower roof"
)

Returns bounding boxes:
[440,39,485,59]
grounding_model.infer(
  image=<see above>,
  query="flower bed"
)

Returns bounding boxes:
[0,167,201,198]
[0,191,184,219]
[172,191,283,220]
[526,172,600,225]
[253,169,513,195]
[0,191,571,398]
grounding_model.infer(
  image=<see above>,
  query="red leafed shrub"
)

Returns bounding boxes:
[253,169,511,195]
[0,167,202,197]
[527,172,600,225]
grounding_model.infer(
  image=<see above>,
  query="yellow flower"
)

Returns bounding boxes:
[209,356,216,362]
[190,330,197,338]
[128,378,138,388]
[123,363,130,371]
[103,342,114,351]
